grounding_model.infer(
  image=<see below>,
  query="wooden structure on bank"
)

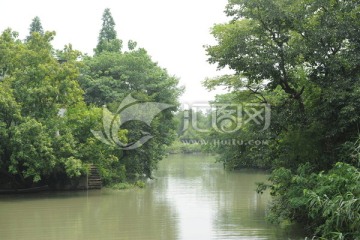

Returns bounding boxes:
[87,164,102,189]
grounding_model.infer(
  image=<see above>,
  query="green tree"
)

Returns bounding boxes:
[94,8,122,55]
[127,40,137,51]
[0,29,98,188]
[207,0,360,238]
[206,0,360,169]
[12,31,83,120]
[80,44,182,179]
[26,16,44,41]
[9,118,56,185]
[0,8,180,190]
[0,29,22,80]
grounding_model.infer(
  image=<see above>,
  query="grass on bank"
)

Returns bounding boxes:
[108,180,146,190]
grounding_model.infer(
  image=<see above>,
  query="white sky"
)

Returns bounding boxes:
[0,0,232,103]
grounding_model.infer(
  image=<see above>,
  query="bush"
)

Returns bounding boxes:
[110,180,145,190]
[305,163,360,239]
[259,163,360,239]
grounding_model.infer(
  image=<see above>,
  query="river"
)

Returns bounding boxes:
[0,154,303,240]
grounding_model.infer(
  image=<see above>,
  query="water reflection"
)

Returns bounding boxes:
[0,186,179,240]
[154,154,302,240]
[0,154,303,240]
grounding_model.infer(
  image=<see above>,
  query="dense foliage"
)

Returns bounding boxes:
[206,0,360,238]
[0,10,181,189]
[80,9,182,178]
[0,28,92,188]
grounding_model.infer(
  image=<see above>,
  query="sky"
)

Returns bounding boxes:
[0,0,232,104]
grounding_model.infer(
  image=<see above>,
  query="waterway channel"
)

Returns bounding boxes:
[0,154,303,240]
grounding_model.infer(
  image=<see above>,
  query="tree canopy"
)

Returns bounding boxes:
[0,10,182,189]
[0,28,90,188]
[26,16,44,41]
[81,38,182,179]
[94,8,123,55]
[206,0,360,238]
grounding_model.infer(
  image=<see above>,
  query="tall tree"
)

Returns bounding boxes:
[80,10,182,178]
[94,8,122,55]
[206,0,360,170]
[26,16,44,41]
[79,48,182,179]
